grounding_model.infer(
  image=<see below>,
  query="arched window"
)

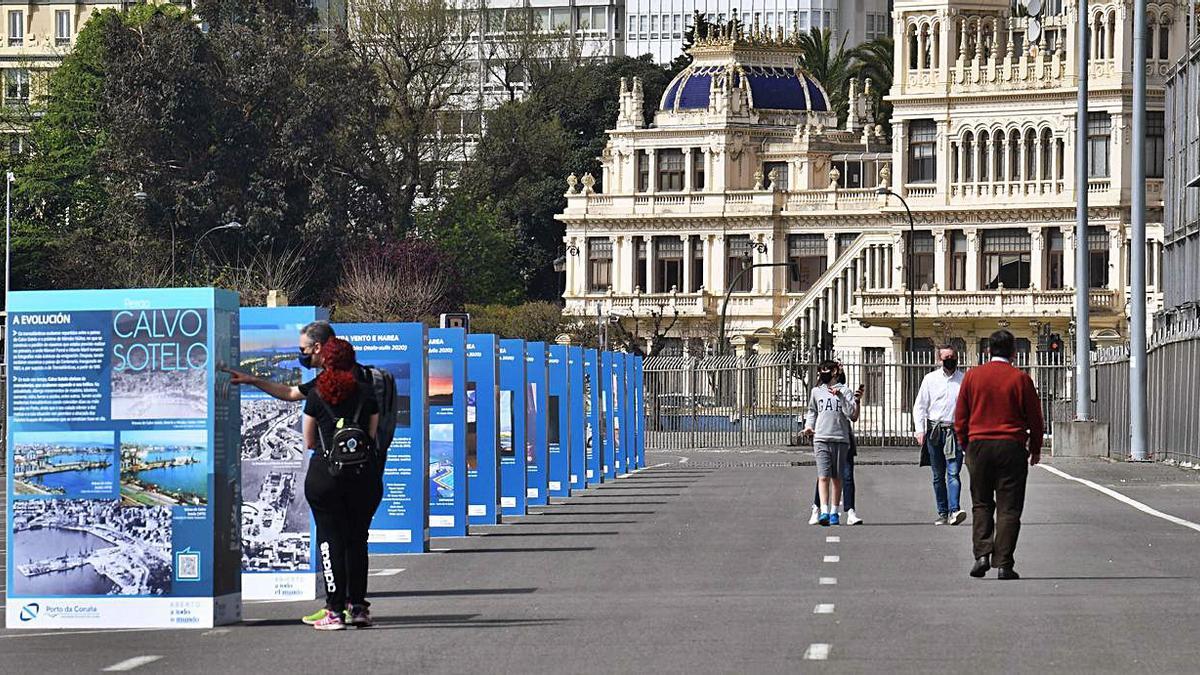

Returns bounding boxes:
[1106,11,1116,59]
[1055,138,1065,180]
[1159,22,1170,60]
[963,131,975,182]
[909,25,919,69]
[1040,128,1053,180]
[932,22,941,68]
[993,130,1004,180]
[1008,129,1021,181]
[980,132,991,182]
[921,24,931,68]
[1024,128,1037,180]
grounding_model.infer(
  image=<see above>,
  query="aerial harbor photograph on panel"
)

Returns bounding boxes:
[119,429,209,506]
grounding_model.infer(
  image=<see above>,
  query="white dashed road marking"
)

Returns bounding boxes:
[819,577,837,585]
[823,555,840,563]
[803,644,831,660]
[813,604,835,614]
[102,656,162,671]
[825,536,840,543]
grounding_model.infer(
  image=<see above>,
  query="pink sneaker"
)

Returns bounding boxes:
[310,609,346,631]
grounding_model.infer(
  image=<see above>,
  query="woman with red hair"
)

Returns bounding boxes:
[300,337,382,630]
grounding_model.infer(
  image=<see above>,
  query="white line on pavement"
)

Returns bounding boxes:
[825,536,840,543]
[823,555,840,563]
[678,456,690,464]
[0,628,169,640]
[813,604,835,614]
[101,655,163,671]
[803,644,831,660]
[369,568,405,577]
[1039,464,1200,534]
[201,628,231,637]
[819,577,837,585]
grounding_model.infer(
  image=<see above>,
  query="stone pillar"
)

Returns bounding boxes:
[1017,134,1027,183]
[1029,227,1044,290]
[893,120,908,189]
[681,235,693,293]
[647,148,658,194]
[965,228,980,291]
[646,235,657,293]
[893,233,906,291]
[1063,226,1076,290]
[825,231,838,267]
[683,148,693,193]
[567,237,580,295]
[1001,133,1010,186]
[712,234,727,293]
[933,229,948,290]
[613,235,626,293]
[1107,226,1122,291]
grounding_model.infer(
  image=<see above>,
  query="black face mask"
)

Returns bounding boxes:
[943,358,958,372]
[299,352,314,369]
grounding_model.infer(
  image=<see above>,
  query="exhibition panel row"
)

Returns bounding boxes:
[4,292,645,628]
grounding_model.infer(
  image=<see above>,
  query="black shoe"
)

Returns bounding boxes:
[969,555,990,578]
[997,567,1020,580]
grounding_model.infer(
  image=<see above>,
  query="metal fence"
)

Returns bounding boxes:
[643,350,1070,451]
[1093,318,1200,463]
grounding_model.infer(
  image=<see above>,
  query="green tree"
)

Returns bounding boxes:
[465,302,566,342]
[796,27,854,123]
[419,196,524,305]
[850,36,894,134]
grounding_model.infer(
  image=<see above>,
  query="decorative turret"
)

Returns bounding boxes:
[616,77,646,130]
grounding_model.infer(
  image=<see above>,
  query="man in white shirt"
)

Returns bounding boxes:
[913,345,966,526]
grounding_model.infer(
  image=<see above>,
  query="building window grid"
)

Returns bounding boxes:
[1088,112,1112,178]
[8,10,22,47]
[950,231,968,290]
[1047,229,1065,290]
[654,236,684,292]
[911,231,935,290]
[909,120,938,184]
[982,229,1032,289]
[588,238,612,292]
[1148,111,1166,179]
[726,235,754,292]
[55,10,71,46]
[4,68,29,105]
[787,234,827,293]
[657,149,685,192]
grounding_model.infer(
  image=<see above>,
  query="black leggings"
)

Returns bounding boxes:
[305,458,384,612]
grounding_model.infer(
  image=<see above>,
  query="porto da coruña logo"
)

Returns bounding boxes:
[19,603,40,622]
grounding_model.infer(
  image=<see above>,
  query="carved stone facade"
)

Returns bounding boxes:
[560,0,1176,357]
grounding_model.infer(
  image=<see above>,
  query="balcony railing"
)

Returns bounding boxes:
[853,288,1120,320]
[563,187,886,217]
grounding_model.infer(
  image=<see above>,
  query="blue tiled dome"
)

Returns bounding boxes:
[660,65,830,113]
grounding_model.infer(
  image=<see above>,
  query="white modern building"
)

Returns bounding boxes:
[624,0,892,63]
[1162,1,1200,316]
[559,0,1183,358]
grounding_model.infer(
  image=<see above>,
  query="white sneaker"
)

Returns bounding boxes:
[845,509,863,526]
[950,510,967,526]
[808,505,820,525]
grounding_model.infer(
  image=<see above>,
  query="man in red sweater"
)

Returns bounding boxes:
[954,329,1044,580]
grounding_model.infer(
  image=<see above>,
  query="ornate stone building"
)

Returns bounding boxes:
[559,0,1183,357]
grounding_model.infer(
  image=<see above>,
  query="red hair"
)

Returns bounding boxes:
[315,338,358,405]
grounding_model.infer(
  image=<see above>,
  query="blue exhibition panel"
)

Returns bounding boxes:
[427,328,468,537]
[547,345,571,498]
[466,334,500,525]
[335,322,429,554]
[567,347,586,493]
[601,351,617,481]
[613,353,628,475]
[584,348,602,486]
[633,356,645,469]
[524,342,549,506]
[498,339,528,516]
[5,288,241,629]
[238,306,325,601]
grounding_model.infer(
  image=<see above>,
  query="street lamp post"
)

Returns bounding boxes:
[132,187,176,284]
[876,187,917,349]
[5,170,13,365]
[717,252,796,355]
[189,221,244,271]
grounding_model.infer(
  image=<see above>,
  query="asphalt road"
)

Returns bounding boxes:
[3,449,1200,673]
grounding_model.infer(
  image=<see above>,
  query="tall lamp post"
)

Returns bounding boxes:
[132,187,176,284]
[190,221,244,270]
[5,170,13,367]
[717,245,797,355]
[876,186,917,349]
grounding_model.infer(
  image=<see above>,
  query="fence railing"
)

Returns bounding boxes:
[643,350,1070,451]
[1093,318,1200,463]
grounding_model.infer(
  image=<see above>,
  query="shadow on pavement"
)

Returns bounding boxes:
[443,546,597,554]
[476,531,621,537]
[507,520,639,525]
[578,493,682,498]
[529,510,657,516]
[369,588,538,598]
[1017,576,1193,581]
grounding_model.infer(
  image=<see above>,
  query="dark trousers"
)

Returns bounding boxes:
[812,447,855,511]
[305,459,384,612]
[964,438,1028,569]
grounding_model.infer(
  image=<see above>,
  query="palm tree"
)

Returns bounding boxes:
[796,27,855,123]
[850,36,895,134]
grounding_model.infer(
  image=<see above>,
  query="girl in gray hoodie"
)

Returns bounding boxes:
[804,360,860,526]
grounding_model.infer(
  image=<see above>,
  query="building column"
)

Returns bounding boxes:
[567,237,581,295]
[893,233,906,291]
[1108,226,1122,292]
[712,234,727,293]
[1017,135,1027,184]
[645,235,656,293]
[825,231,838,267]
[933,229,948,290]
[965,228,980,291]
[682,148,693,193]
[893,120,908,189]
[1001,133,1011,188]
[612,235,626,293]
[1029,227,1044,290]
[647,148,658,194]
[681,234,693,293]
[1062,226,1076,290]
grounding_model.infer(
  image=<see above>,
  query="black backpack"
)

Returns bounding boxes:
[362,366,397,451]
[316,393,375,475]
